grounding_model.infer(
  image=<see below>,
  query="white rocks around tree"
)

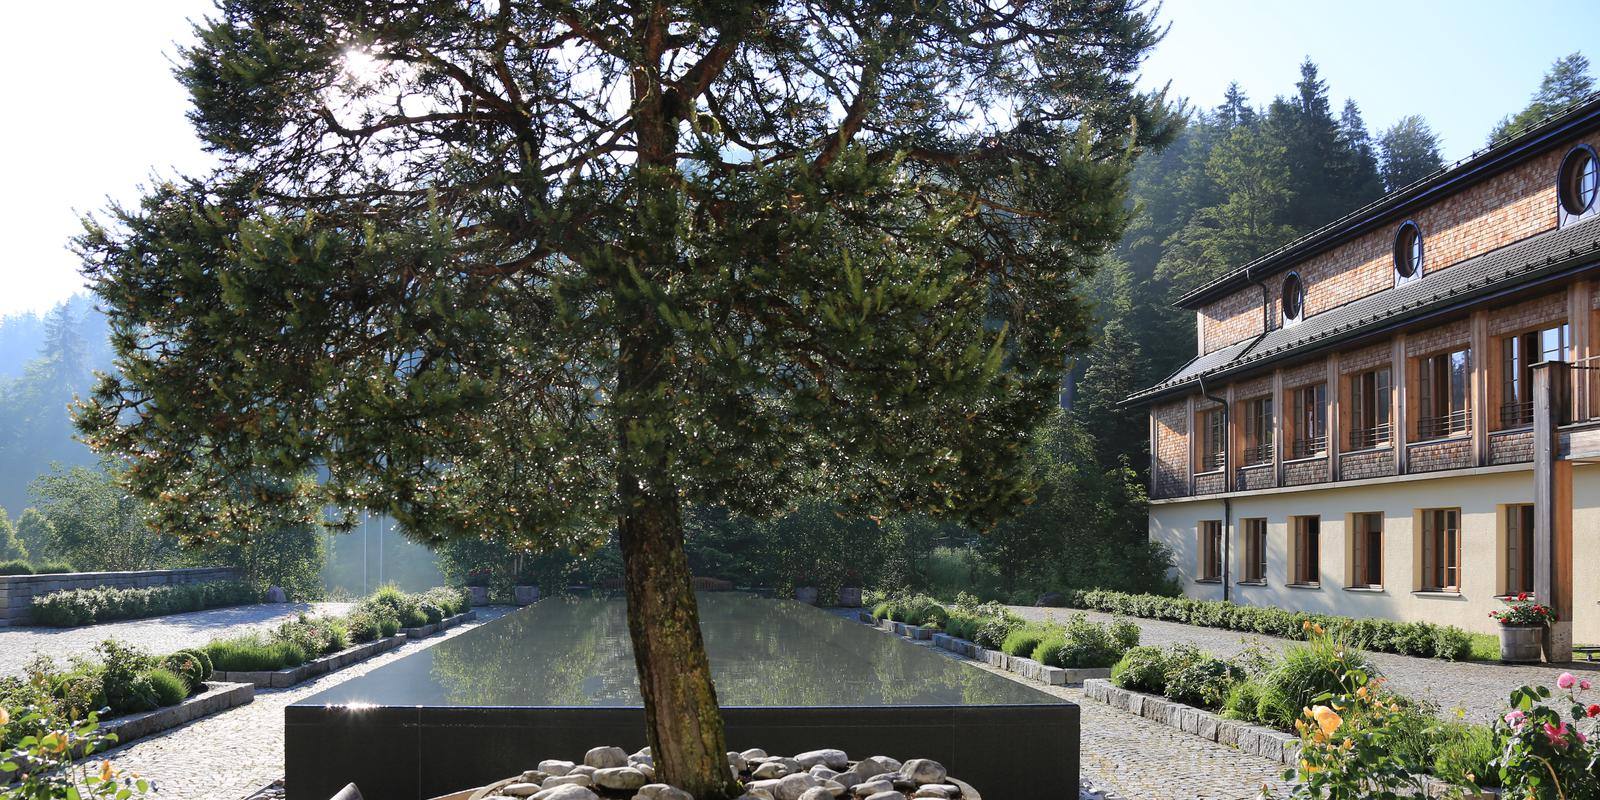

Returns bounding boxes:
[480,749,965,800]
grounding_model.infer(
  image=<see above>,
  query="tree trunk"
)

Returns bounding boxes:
[617,472,737,799]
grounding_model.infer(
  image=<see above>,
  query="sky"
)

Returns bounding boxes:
[0,0,1594,320]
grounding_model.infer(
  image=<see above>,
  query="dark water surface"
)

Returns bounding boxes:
[297,594,1062,708]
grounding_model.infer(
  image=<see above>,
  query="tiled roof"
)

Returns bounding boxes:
[1125,219,1600,405]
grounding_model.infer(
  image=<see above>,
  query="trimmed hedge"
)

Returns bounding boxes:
[1070,588,1473,661]
[0,560,76,576]
[30,580,260,627]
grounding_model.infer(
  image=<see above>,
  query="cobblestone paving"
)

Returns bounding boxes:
[910,634,1292,800]
[0,603,354,676]
[96,606,516,800]
[1010,605,1600,725]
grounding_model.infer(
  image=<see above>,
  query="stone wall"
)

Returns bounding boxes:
[0,567,239,626]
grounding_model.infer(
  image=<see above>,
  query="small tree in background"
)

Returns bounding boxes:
[75,1,1176,794]
[0,509,27,562]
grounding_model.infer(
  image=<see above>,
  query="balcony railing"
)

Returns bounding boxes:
[1417,409,1471,440]
[1241,442,1274,466]
[1290,435,1327,459]
[1198,450,1225,472]
[1349,423,1391,451]
[1499,400,1534,429]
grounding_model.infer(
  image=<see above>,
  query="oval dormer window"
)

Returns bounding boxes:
[1394,221,1423,282]
[1559,144,1598,217]
[1282,272,1304,326]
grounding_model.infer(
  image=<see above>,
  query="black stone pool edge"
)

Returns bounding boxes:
[285,702,1078,800]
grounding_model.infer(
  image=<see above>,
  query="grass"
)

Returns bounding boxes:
[1465,632,1499,662]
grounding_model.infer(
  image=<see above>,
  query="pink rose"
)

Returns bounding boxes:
[1545,721,1570,748]
[1505,710,1526,728]
[1557,672,1577,690]
[1581,679,1593,691]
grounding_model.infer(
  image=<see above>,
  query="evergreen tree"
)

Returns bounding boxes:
[1379,115,1445,191]
[1216,82,1255,128]
[1337,100,1386,202]
[73,3,1177,792]
[1267,60,1382,230]
[1491,53,1595,142]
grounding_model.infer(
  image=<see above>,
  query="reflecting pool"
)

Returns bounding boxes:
[301,593,1062,708]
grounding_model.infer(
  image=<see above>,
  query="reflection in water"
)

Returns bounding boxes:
[297,594,1063,708]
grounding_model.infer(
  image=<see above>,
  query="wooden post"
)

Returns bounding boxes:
[1393,335,1408,473]
[1470,311,1489,466]
[1532,361,1573,662]
[1273,369,1285,487]
[1327,353,1342,481]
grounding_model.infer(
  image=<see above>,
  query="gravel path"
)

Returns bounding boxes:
[0,602,354,676]
[1009,605,1600,725]
[97,606,517,800]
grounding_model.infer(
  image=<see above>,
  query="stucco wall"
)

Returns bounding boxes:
[1150,466,1600,645]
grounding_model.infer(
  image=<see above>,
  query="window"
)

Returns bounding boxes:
[1421,508,1461,592]
[1282,272,1305,325]
[1349,368,1392,450]
[1242,397,1273,466]
[1291,517,1320,585]
[1290,383,1327,458]
[1559,145,1599,217]
[1500,323,1568,428]
[1198,408,1225,472]
[1417,348,1471,439]
[1394,221,1424,280]
[1242,518,1267,583]
[1350,513,1383,588]
[1198,521,1223,582]
[1505,504,1535,596]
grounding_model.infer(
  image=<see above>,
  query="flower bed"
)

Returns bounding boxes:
[1065,588,1474,661]
[30,578,258,627]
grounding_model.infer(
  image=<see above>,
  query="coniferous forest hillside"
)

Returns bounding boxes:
[0,53,1591,602]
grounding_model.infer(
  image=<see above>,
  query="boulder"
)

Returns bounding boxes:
[500,783,542,797]
[584,746,629,769]
[593,767,648,792]
[531,785,599,800]
[727,752,748,773]
[795,749,849,771]
[851,781,893,797]
[739,748,769,762]
[539,760,575,777]
[541,775,593,789]
[519,771,549,784]
[633,786,693,800]
[773,773,821,800]
[752,761,788,779]
[797,789,834,800]
[856,756,901,776]
[863,793,903,800]
[571,766,597,777]
[912,785,961,799]
[265,586,288,603]
[900,759,947,786]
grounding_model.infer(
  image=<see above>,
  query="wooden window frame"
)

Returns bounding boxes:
[1498,323,1568,430]
[1197,408,1226,473]
[1241,396,1274,466]
[1289,383,1327,459]
[1240,518,1268,584]
[1504,504,1535,597]
[1348,368,1392,450]
[1416,348,1471,440]
[1348,512,1383,589]
[1420,508,1462,592]
[1198,520,1223,582]
[1290,516,1321,587]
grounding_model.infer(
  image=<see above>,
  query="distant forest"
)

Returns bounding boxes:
[0,53,1591,597]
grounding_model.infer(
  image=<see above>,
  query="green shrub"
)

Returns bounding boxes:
[871,601,893,620]
[1031,632,1068,666]
[49,665,108,719]
[31,561,75,574]
[943,612,980,641]
[970,605,1024,649]
[1070,589,1475,661]
[1380,702,1443,774]
[161,651,208,694]
[185,647,213,679]
[1163,655,1242,709]
[96,640,160,715]
[346,609,382,643]
[1254,632,1372,729]
[1110,646,1168,693]
[29,580,258,627]
[419,599,446,624]
[1001,625,1049,658]
[399,603,429,628]
[1109,618,1141,651]
[377,613,401,637]
[204,635,309,672]
[1432,722,1500,789]
[145,668,189,707]
[1221,677,1265,720]
[0,560,33,576]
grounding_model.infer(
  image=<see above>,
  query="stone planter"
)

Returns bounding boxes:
[837,587,863,607]
[794,586,819,605]
[513,585,540,606]
[466,585,490,607]
[1499,624,1543,663]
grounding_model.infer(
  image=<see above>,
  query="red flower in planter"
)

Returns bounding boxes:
[1587,704,1600,718]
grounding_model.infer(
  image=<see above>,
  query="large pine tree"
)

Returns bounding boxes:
[74,2,1176,794]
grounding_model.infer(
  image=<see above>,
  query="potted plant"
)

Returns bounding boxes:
[1489,593,1555,663]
